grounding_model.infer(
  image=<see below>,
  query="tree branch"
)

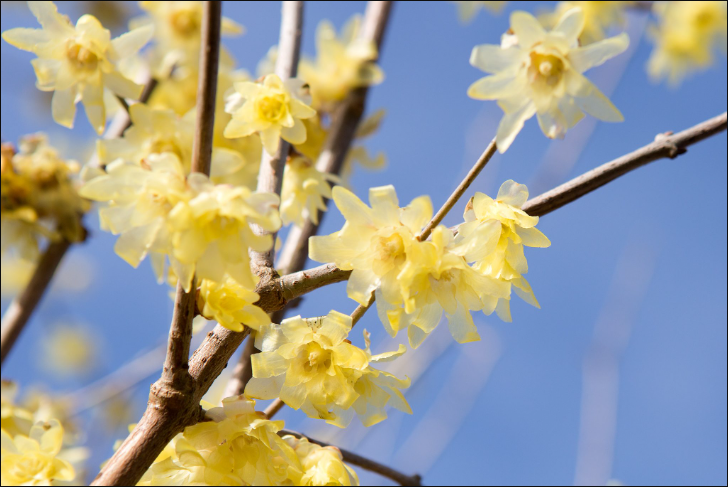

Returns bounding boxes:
[279,429,422,486]
[0,239,70,365]
[250,1,305,273]
[91,3,222,484]
[522,112,727,217]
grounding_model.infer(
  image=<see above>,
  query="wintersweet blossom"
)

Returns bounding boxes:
[299,16,384,110]
[388,225,509,347]
[2,1,153,134]
[246,311,368,422]
[328,330,412,428]
[309,185,431,308]
[130,0,243,76]
[468,8,629,152]
[224,74,317,156]
[453,1,508,23]
[1,420,75,486]
[79,153,280,291]
[647,1,727,85]
[96,102,254,185]
[196,277,270,333]
[460,180,550,322]
[138,396,303,486]
[284,435,360,486]
[280,155,340,227]
[1,135,88,262]
[540,1,630,45]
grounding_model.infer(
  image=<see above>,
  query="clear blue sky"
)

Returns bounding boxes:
[1,2,726,485]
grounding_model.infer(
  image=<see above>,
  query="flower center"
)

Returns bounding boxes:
[66,41,98,71]
[303,342,332,374]
[255,94,287,123]
[8,453,52,483]
[148,137,183,160]
[375,232,405,261]
[528,52,564,88]
[170,9,200,38]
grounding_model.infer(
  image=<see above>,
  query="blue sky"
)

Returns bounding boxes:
[1,1,726,485]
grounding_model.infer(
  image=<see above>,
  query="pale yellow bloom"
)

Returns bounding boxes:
[2,1,153,134]
[1,382,35,439]
[309,185,430,309]
[453,1,508,23]
[246,311,368,423]
[1,135,88,262]
[386,225,509,347]
[131,1,243,77]
[196,277,270,332]
[280,155,340,227]
[460,180,550,321]
[647,1,727,85]
[468,8,629,152]
[284,435,359,486]
[224,74,317,156]
[328,330,412,428]
[80,152,281,292]
[138,396,302,486]
[540,2,630,45]
[299,16,384,110]
[1,420,75,486]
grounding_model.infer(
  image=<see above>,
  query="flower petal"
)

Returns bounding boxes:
[470,44,523,73]
[510,11,546,48]
[569,33,630,73]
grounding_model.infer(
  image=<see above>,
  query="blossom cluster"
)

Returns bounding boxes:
[310,182,548,348]
[138,395,360,486]
[1,382,87,486]
[1,135,88,262]
[246,310,411,427]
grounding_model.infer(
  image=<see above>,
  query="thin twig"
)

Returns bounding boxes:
[250,1,305,272]
[0,240,70,365]
[222,337,256,399]
[90,3,222,485]
[279,429,422,486]
[419,137,497,241]
[265,397,285,419]
[522,112,727,217]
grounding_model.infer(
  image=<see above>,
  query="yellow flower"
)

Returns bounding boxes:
[540,2,630,45]
[310,185,431,309]
[196,277,270,333]
[1,420,75,486]
[328,330,412,428]
[385,225,509,347]
[647,1,727,85]
[280,155,340,227]
[131,0,243,77]
[80,152,281,292]
[284,435,359,486]
[247,311,369,423]
[224,74,317,156]
[299,16,384,110]
[453,1,508,23]
[1,135,88,262]
[2,1,153,134]
[460,180,550,321]
[468,8,629,152]
[139,396,302,486]
[1,382,35,439]
[166,176,281,292]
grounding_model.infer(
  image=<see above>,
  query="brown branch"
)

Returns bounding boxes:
[0,239,70,365]
[279,429,422,486]
[250,1,305,273]
[522,112,727,217]
[265,397,285,419]
[275,0,394,278]
[90,3,222,485]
